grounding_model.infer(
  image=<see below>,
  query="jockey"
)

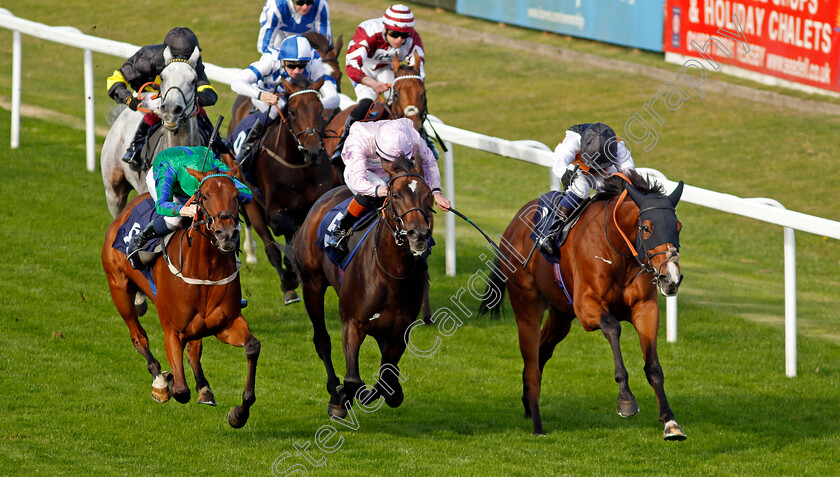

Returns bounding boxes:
[106,27,218,171]
[326,118,450,252]
[126,146,252,265]
[257,0,332,55]
[231,34,339,169]
[332,4,425,162]
[537,122,636,255]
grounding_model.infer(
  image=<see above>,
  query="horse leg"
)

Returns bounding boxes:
[106,274,166,397]
[186,339,216,406]
[599,312,639,418]
[216,316,260,429]
[634,303,687,440]
[372,336,408,408]
[102,166,132,218]
[422,269,432,325]
[511,292,547,434]
[281,233,301,305]
[538,308,573,374]
[242,223,258,265]
[162,328,191,404]
[340,321,366,412]
[302,277,343,417]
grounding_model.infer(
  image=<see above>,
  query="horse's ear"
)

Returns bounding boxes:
[392,54,401,73]
[412,51,421,69]
[163,46,173,64]
[669,181,685,206]
[312,77,325,91]
[624,182,646,206]
[380,158,397,177]
[188,46,200,67]
[281,77,294,92]
[333,35,343,56]
[185,167,208,182]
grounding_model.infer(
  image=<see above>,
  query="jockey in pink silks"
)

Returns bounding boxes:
[326,117,450,252]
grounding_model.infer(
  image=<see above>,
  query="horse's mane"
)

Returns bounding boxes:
[302,31,331,53]
[592,169,664,200]
[288,74,313,89]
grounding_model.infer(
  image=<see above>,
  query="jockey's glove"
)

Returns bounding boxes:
[126,95,142,111]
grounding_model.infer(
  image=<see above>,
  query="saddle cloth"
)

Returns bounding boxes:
[529,191,589,264]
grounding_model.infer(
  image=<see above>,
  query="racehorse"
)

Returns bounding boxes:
[324,52,427,158]
[102,169,260,429]
[230,76,338,304]
[101,46,204,218]
[294,155,434,417]
[479,171,688,440]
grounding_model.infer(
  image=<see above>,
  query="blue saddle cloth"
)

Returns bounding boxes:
[112,197,161,297]
[316,198,434,274]
[529,191,567,265]
[229,111,265,184]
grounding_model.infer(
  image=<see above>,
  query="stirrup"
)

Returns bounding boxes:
[537,236,555,256]
[327,230,348,251]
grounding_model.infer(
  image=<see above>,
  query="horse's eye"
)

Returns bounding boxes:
[392,193,400,200]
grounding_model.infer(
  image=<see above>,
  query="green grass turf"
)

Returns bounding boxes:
[1,1,839,475]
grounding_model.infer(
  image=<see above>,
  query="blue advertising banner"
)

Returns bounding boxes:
[456,0,664,52]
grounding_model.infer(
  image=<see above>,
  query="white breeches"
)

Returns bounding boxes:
[353,68,396,102]
[146,172,188,230]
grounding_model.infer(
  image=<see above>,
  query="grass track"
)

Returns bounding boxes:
[1,1,839,475]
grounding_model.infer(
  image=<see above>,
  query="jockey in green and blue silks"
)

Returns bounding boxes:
[126,146,252,264]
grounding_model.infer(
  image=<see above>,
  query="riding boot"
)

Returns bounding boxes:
[123,120,151,171]
[421,129,439,160]
[326,211,361,253]
[236,120,266,174]
[536,205,572,256]
[331,99,372,165]
[126,218,169,269]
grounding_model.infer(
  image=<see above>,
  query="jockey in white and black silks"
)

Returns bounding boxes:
[257,0,332,55]
[537,122,636,256]
[126,146,251,266]
[326,118,450,252]
[331,4,426,161]
[106,27,218,170]
[231,35,339,168]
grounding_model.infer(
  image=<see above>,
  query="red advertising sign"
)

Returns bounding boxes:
[665,0,840,93]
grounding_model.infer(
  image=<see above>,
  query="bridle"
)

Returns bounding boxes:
[603,194,681,289]
[190,173,241,245]
[374,172,433,279]
[267,88,324,167]
[159,58,199,128]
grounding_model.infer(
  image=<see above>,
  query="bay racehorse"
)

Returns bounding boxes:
[101,46,205,218]
[102,170,260,428]
[230,76,339,304]
[294,155,434,417]
[325,52,427,158]
[479,171,687,440]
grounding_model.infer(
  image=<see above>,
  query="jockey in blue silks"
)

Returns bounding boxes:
[257,0,332,55]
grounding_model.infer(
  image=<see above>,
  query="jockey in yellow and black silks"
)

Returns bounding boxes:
[106,27,218,170]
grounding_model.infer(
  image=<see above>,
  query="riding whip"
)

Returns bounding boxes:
[200,115,225,172]
[448,207,507,261]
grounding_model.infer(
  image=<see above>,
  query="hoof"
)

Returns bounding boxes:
[663,420,687,441]
[151,372,172,403]
[197,386,217,406]
[228,405,249,429]
[173,388,191,404]
[617,398,640,418]
[283,290,301,305]
[327,402,347,419]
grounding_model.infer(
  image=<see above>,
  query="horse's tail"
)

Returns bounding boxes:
[478,257,507,318]
[107,104,127,126]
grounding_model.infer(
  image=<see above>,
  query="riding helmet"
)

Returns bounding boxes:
[277,35,313,63]
[164,27,200,59]
[581,122,618,170]
[382,4,415,33]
